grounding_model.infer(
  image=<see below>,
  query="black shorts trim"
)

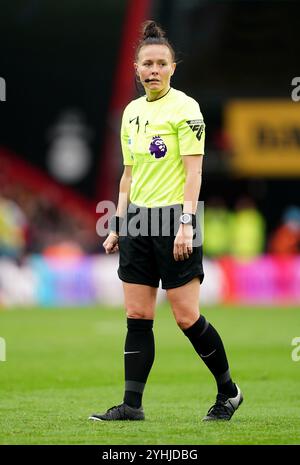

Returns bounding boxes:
[117,270,159,289]
[162,272,204,290]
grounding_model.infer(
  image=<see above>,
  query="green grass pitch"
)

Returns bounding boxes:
[0,304,300,445]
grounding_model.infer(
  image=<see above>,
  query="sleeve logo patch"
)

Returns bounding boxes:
[186,119,205,141]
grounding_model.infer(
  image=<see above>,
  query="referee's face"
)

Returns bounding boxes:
[135,45,176,99]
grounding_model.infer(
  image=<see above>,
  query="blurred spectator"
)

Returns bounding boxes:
[229,197,265,260]
[203,197,232,257]
[43,240,84,259]
[268,206,300,255]
[0,195,28,261]
[0,181,98,255]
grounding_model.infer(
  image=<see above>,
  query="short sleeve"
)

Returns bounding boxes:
[176,98,205,156]
[120,108,134,166]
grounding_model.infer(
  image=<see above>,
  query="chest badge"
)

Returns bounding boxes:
[149,135,167,159]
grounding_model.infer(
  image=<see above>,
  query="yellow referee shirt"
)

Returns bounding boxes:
[120,87,205,208]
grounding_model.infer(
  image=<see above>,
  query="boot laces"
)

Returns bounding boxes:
[208,394,233,416]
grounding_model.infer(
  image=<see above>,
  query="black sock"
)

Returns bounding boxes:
[183,315,237,397]
[123,318,155,408]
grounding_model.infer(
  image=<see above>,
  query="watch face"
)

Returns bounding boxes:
[181,213,191,224]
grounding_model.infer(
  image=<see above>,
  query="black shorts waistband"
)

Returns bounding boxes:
[128,203,183,213]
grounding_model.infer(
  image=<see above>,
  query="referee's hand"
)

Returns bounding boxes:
[173,224,193,261]
[103,231,119,254]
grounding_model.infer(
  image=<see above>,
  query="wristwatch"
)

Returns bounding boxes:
[179,213,196,228]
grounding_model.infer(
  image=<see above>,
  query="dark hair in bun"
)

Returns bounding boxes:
[135,20,175,61]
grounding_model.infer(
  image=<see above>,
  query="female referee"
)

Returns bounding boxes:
[89,20,243,422]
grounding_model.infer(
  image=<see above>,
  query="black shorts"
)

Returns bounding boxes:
[118,204,204,289]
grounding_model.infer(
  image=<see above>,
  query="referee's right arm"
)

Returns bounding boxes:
[116,165,132,218]
[103,166,132,254]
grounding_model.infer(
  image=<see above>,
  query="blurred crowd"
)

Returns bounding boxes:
[0,183,98,262]
[204,197,300,259]
[0,184,300,262]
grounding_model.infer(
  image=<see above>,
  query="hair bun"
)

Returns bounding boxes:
[135,20,175,62]
[142,20,165,40]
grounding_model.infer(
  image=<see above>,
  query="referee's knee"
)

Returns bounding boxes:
[173,312,200,330]
[126,309,155,320]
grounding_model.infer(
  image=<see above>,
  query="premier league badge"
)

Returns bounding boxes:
[149,135,167,159]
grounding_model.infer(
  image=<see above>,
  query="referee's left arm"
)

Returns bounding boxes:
[173,155,203,261]
[182,154,203,215]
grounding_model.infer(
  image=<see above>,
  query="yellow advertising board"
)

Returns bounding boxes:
[225,100,300,176]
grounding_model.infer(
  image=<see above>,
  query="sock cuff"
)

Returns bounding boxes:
[127,317,154,331]
[182,314,208,338]
[216,368,231,385]
[125,380,146,394]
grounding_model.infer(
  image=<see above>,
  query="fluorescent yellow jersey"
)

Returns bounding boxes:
[120,87,205,208]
